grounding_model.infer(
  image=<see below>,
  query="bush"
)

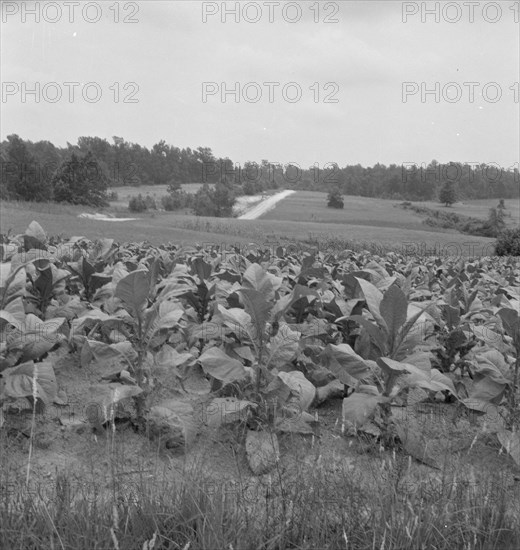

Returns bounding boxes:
[161,190,193,211]
[107,191,119,201]
[192,183,236,217]
[495,228,520,256]
[144,194,157,210]
[327,188,344,209]
[128,194,148,212]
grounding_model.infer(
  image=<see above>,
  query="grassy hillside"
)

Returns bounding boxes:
[0,192,496,256]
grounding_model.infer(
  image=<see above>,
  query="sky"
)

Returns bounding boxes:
[1,0,519,170]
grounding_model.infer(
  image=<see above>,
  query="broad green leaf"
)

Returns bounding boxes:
[147,398,197,449]
[217,304,256,342]
[24,221,47,249]
[377,357,455,395]
[70,309,121,345]
[355,277,386,329]
[380,284,408,340]
[0,307,24,331]
[266,323,300,369]
[349,314,388,355]
[395,303,435,358]
[233,345,255,363]
[243,263,281,300]
[16,315,66,361]
[203,397,255,427]
[190,256,212,281]
[498,308,520,345]
[402,350,433,370]
[198,346,247,384]
[0,263,12,288]
[470,325,507,353]
[468,377,508,405]
[277,371,315,411]
[0,266,26,307]
[145,301,184,344]
[45,295,86,320]
[155,345,194,369]
[81,340,137,370]
[115,269,149,316]
[262,374,292,409]
[217,304,252,330]
[342,393,381,430]
[239,288,272,351]
[476,350,510,377]
[1,360,57,404]
[91,238,114,261]
[319,343,371,386]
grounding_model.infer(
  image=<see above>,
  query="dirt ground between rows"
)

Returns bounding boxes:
[2,349,520,520]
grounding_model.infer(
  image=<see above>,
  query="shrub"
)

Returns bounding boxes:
[161,190,193,211]
[495,228,520,256]
[144,194,157,210]
[107,191,119,201]
[128,194,148,212]
[327,188,344,209]
[192,183,236,217]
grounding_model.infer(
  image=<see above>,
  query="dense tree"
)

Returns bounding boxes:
[52,152,109,206]
[1,134,53,201]
[192,184,216,216]
[192,182,236,217]
[439,181,457,207]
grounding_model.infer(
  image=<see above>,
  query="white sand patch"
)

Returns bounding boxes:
[78,213,138,222]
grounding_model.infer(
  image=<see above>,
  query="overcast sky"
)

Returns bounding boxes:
[1,1,519,169]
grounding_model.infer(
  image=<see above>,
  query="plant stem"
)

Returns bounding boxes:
[508,346,520,430]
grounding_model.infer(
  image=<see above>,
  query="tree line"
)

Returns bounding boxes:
[1,135,518,207]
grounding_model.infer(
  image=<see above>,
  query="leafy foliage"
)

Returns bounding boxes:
[1,221,520,471]
[192,182,236,217]
[495,228,520,256]
[129,194,148,212]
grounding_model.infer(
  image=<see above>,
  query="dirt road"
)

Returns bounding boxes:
[237,190,295,220]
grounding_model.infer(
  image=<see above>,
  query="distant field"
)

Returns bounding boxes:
[261,192,431,231]
[261,191,520,229]
[420,198,520,228]
[108,183,211,208]
[0,194,495,256]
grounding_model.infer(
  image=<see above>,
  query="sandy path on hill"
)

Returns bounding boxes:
[237,190,296,220]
